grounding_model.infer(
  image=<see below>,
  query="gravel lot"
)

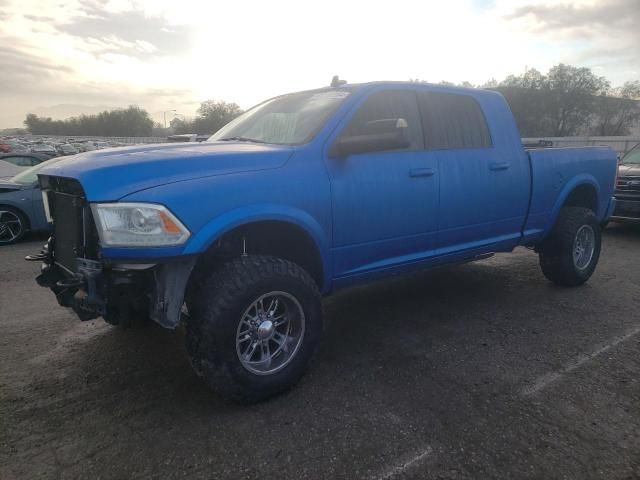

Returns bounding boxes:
[1,225,639,479]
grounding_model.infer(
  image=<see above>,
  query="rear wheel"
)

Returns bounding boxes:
[0,207,27,245]
[538,207,602,286]
[185,256,322,403]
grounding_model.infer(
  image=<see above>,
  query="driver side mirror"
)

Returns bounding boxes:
[329,118,411,159]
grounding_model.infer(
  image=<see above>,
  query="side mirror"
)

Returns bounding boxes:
[330,118,410,158]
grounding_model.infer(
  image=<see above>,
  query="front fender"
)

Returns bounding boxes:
[183,204,332,290]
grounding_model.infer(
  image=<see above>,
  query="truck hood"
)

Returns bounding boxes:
[39,142,294,201]
[618,164,640,177]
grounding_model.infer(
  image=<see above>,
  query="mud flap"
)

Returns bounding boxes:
[150,258,196,329]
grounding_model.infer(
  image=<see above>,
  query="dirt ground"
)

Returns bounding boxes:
[1,225,639,479]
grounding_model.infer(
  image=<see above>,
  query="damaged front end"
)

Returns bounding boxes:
[26,176,194,328]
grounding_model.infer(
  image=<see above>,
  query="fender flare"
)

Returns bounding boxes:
[183,204,332,291]
[545,174,601,236]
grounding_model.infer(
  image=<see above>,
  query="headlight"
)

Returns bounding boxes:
[91,203,190,247]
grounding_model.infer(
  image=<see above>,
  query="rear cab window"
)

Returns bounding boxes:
[418,91,492,150]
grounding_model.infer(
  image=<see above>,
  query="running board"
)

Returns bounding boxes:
[472,252,495,261]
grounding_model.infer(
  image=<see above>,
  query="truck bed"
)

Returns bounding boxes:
[522,146,617,243]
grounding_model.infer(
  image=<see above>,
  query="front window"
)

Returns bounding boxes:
[209,90,350,145]
[621,144,640,165]
[339,90,424,151]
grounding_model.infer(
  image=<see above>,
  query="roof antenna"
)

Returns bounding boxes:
[330,75,347,88]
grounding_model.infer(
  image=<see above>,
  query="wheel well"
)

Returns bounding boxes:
[564,184,597,213]
[194,221,324,289]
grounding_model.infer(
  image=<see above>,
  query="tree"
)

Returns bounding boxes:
[170,117,196,134]
[591,81,640,136]
[495,68,553,136]
[480,78,499,89]
[545,64,609,136]
[494,64,613,137]
[192,100,243,135]
[24,106,154,136]
[152,122,170,137]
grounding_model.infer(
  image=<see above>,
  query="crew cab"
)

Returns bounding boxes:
[28,81,618,402]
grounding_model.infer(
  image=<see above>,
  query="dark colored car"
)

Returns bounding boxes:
[0,158,60,244]
[611,143,640,224]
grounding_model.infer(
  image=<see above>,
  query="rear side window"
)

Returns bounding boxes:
[1,156,33,167]
[418,92,492,150]
[341,90,424,150]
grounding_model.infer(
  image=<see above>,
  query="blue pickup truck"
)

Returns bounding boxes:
[29,81,618,402]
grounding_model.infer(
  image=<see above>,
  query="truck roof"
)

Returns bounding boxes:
[291,80,500,100]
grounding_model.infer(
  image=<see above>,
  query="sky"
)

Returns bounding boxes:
[0,0,638,128]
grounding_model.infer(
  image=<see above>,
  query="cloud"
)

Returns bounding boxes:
[0,43,74,93]
[506,0,639,82]
[23,14,54,22]
[0,1,198,128]
[55,2,193,59]
[0,36,198,127]
[507,0,639,39]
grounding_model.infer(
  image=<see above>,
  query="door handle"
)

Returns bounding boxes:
[409,168,435,178]
[489,162,511,171]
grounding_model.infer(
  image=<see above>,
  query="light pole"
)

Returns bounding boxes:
[163,110,177,129]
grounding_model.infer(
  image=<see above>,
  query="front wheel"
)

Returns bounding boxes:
[185,256,322,403]
[0,207,27,245]
[538,207,602,286]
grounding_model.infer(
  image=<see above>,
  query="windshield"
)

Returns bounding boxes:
[621,144,640,165]
[209,90,351,145]
[10,159,57,185]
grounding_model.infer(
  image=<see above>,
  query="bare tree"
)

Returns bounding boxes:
[545,64,610,136]
[592,81,640,136]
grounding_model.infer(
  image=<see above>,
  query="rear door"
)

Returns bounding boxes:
[417,90,530,253]
[326,89,439,277]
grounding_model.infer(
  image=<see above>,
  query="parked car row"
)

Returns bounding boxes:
[0,136,127,159]
[0,136,133,181]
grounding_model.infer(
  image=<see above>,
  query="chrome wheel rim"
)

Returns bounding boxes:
[236,291,305,375]
[573,225,595,270]
[0,210,22,244]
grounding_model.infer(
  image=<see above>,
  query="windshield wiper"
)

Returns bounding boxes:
[217,136,266,143]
